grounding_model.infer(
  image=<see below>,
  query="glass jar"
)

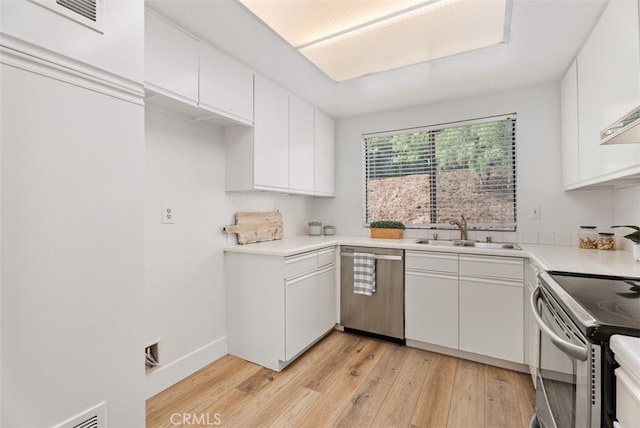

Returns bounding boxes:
[596,233,616,250]
[579,226,598,249]
[308,221,322,236]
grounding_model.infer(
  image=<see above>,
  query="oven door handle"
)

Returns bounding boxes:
[530,287,588,361]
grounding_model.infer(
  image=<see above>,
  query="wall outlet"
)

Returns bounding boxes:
[530,205,541,220]
[161,203,175,224]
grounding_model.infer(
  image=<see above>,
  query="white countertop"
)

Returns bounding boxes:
[224,235,640,277]
[611,335,640,382]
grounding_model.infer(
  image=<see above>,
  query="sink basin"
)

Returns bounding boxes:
[415,239,521,250]
[473,242,521,250]
[415,239,459,246]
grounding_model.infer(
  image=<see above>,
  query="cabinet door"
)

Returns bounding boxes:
[317,265,337,334]
[561,61,580,186]
[285,271,318,360]
[577,0,640,179]
[144,10,198,104]
[459,276,524,363]
[254,75,290,191]
[199,43,254,124]
[405,271,458,349]
[314,109,336,196]
[288,94,315,194]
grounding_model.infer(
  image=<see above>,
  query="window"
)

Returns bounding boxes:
[363,114,516,231]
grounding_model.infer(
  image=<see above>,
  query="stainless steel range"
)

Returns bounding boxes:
[532,271,640,428]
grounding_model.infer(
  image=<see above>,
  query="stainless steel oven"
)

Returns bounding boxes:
[531,283,600,428]
[531,271,640,428]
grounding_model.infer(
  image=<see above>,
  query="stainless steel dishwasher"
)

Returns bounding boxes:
[340,246,405,343]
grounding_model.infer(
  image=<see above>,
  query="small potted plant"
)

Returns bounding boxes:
[369,220,405,239]
[612,225,640,261]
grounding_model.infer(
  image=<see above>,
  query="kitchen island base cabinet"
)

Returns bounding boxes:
[225,247,336,371]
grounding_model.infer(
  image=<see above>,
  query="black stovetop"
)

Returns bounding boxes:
[547,271,640,341]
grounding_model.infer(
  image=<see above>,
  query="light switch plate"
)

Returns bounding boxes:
[530,205,541,220]
[161,203,175,224]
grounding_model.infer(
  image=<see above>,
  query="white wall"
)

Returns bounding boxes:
[1,1,145,425]
[314,82,615,244]
[144,109,315,398]
[144,109,228,397]
[1,65,145,427]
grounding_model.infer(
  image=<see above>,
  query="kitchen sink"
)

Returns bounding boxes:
[415,239,459,246]
[415,239,521,250]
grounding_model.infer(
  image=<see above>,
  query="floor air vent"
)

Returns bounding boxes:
[54,402,106,428]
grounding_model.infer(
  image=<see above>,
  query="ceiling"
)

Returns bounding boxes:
[147,0,607,119]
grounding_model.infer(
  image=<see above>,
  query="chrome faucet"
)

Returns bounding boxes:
[449,215,468,241]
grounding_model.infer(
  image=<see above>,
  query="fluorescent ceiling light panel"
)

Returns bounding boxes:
[240,0,509,82]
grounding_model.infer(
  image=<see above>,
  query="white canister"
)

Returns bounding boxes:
[323,225,335,235]
[308,221,322,236]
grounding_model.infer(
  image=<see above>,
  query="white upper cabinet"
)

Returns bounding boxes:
[145,9,254,127]
[225,74,336,196]
[314,109,336,197]
[199,44,254,125]
[564,0,640,189]
[253,75,290,191]
[288,94,315,194]
[560,61,580,187]
[144,10,199,105]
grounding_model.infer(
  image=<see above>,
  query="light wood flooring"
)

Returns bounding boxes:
[146,330,535,428]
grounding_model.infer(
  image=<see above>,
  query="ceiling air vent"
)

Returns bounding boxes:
[29,0,104,33]
[57,0,97,22]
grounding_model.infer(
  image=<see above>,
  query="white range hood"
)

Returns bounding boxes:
[601,105,640,145]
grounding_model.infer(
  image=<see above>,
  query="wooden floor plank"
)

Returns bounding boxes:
[201,388,254,427]
[298,333,366,393]
[145,355,261,427]
[265,386,322,428]
[146,331,534,428]
[410,352,459,428]
[370,347,434,427]
[514,371,536,428]
[485,365,522,428]
[447,359,486,428]
[332,344,407,428]
[294,338,388,426]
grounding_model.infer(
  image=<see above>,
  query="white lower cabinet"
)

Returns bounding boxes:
[459,276,524,363]
[459,255,524,363]
[226,247,336,371]
[405,251,459,349]
[317,262,338,333]
[610,335,640,428]
[285,270,319,360]
[406,251,525,365]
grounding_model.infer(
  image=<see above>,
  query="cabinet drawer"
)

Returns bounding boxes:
[459,255,523,280]
[285,251,317,278]
[317,247,336,267]
[406,251,458,274]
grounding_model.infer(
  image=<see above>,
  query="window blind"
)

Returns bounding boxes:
[363,114,517,231]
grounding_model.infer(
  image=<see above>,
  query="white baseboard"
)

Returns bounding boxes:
[145,336,228,399]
